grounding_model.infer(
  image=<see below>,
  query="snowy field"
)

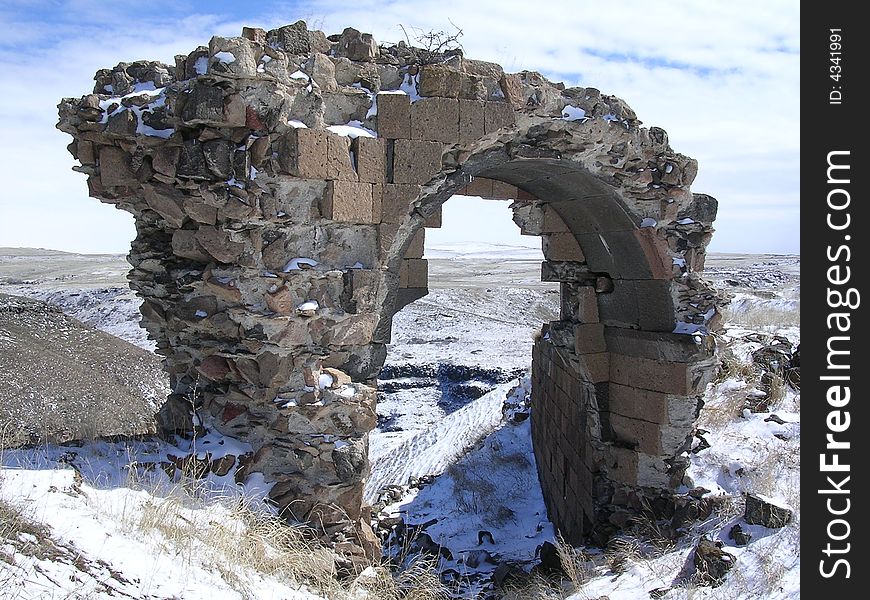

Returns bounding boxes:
[0,247,800,599]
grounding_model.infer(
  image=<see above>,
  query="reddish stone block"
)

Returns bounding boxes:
[484,100,516,134]
[608,383,669,424]
[459,99,485,144]
[578,352,609,383]
[610,413,663,455]
[423,206,442,228]
[634,227,672,280]
[323,181,376,224]
[465,177,493,197]
[354,137,386,184]
[574,323,606,355]
[276,128,328,179]
[544,232,585,262]
[575,286,599,323]
[376,93,411,139]
[326,133,357,181]
[610,354,692,395]
[411,97,460,143]
[380,184,420,223]
[399,258,428,288]
[392,139,442,185]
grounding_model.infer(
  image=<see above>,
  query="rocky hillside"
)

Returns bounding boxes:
[0,293,167,447]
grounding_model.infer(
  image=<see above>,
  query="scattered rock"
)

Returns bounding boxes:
[693,537,735,586]
[744,494,793,528]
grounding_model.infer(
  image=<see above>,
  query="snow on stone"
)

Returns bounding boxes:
[318,372,334,389]
[289,70,309,80]
[288,119,308,128]
[297,300,319,311]
[677,217,696,224]
[194,55,209,74]
[561,105,587,121]
[326,121,377,138]
[283,257,318,271]
[640,217,657,228]
[213,51,236,63]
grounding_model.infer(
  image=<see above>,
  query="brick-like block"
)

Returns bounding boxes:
[381,184,420,223]
[578,352,609,383]
[324,136,356,182]
[423,206,442,228]
[276,128,328,179]
[634,227,672,280]
[393,139,442,185]
[326,133,357,181]
[376,93,411,139]
[610,354,692,395]
[323,181,375,224]
[491,180,518,199]
[459,99,485,144]
[411,97,459,143]
[418,64,461,98]
[399,258,428,288]
[611,413,663,455]
[99,147,136,188]
[576,286,599,323]
[544,232,585,262]
[484,100,516,134]
[609,383,669,424]
[574,323,606,355]
[404,228,425,258]
[354,137,386,184]
[465,177,493,197]
[542,205,570,232]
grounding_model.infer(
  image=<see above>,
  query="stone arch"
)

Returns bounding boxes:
[56,21,722,559]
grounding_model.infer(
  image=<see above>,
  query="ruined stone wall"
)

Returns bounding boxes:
[57,20,722,561]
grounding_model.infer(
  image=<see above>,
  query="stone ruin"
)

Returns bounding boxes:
[57,21,722,565]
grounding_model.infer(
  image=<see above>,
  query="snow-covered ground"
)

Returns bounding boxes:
[0,249,800,598]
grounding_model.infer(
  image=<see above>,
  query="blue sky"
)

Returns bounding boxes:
[0,0,799,254]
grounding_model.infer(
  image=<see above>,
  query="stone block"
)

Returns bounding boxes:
[399,258,428,288]
[423,206,442,228]
[484,100,516,134]
[99,147,136,188]
[404,228,425,258]
[380,184,420,224]
[326,133,357,181]
[610,353,692,395]
[143,183,186,228]
[466,177,493,197]
[180,83,225,125]
[323,181,376,224]
[411,97,459,143]
[634,228,672,280]
[608,383,669,424]
[376,93,411,139]
[575,286,599,323]
[611,413,663,455]
[418,64,461,98]
[353,137,386,183]
[459,99,485,144]
[542,206,570,232]
[392,139,442,185]
[491,180,518,199]
[276,128,329,179]
[574,323,606,355]
[544,233,585,262]
[578,352,609,383]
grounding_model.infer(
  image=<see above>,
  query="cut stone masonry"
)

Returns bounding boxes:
[58,20,723,562]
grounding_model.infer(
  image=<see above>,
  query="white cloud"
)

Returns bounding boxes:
[0,0,798,254]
